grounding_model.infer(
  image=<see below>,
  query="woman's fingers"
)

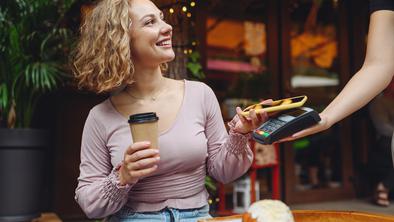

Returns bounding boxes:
[126,148,159,163]
[126,156,160,170]
[128,165,158,178]
[235,106,268,133]
[258,110,268,122]
[260,99,273,105]
[236,107,248,123]
[249,109,260,128]
[126,141,151,155]
[250,109,268,129]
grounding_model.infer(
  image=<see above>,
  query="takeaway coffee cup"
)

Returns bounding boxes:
[128,112,159,149]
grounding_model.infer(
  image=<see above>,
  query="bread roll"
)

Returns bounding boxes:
[246,199,294,222]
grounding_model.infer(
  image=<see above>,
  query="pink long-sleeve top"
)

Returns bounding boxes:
[75,80,253,219]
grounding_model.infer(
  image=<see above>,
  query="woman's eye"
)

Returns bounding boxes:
[145,19,155,26]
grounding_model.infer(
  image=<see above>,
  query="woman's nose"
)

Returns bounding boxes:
[161,21,172,36]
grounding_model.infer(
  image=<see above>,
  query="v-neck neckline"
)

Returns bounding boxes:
[107,79,187,136]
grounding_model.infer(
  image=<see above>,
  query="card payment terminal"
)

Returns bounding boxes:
[253,107,321,144]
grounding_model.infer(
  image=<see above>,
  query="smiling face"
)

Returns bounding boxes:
[129,0,175,68]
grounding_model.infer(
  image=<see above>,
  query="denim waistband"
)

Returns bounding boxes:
[108,205,211,222]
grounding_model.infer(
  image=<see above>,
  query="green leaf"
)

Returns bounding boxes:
[205,176,217,192]
[24,64,31,87]
[9,26,21,55]
[39,63,47,90]
[40,31,53,55]
[187,63,202,74]
[32,63,38,87]
[186,51,205,80]
[189,51,200,62]
[0,83,8,109]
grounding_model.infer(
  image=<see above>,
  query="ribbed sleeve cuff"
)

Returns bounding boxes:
[226,117,252,155]
[100,164,133,202]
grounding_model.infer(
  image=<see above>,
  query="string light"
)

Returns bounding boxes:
[161,1,199,59]
[163,2,197,17]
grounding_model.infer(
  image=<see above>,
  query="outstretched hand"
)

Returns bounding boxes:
[275,113,331,143]
[232,100,272,134]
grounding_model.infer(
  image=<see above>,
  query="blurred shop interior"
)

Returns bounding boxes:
[1,0,394,221]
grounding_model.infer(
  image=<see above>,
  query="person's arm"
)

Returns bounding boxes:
[290,10,394,140]
[200,84,253,184]
[75,111,132,219]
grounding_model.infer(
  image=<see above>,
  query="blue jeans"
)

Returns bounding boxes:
[107,205,212,222]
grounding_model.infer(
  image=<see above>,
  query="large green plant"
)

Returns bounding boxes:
[0,0,75,128]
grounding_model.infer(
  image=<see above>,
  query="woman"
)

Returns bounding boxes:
[71,0,268,220]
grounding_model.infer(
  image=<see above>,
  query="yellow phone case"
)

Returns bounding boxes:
[240,95,308,116]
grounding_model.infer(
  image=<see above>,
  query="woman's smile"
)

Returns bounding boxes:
[155,38,172,48]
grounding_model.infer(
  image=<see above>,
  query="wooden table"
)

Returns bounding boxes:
[199,210,394,222]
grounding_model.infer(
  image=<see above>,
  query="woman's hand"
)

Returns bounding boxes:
[232,100,271,134]
[119,141,160,185]
[275,113,331,143]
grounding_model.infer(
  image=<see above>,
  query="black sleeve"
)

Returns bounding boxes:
[370,0,394,13]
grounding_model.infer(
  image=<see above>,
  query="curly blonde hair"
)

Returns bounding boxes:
[71,0,133,93]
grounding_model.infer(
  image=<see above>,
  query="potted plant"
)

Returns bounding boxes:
[0,1,75,221]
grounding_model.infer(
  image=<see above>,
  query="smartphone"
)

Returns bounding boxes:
[240,95,307,116]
